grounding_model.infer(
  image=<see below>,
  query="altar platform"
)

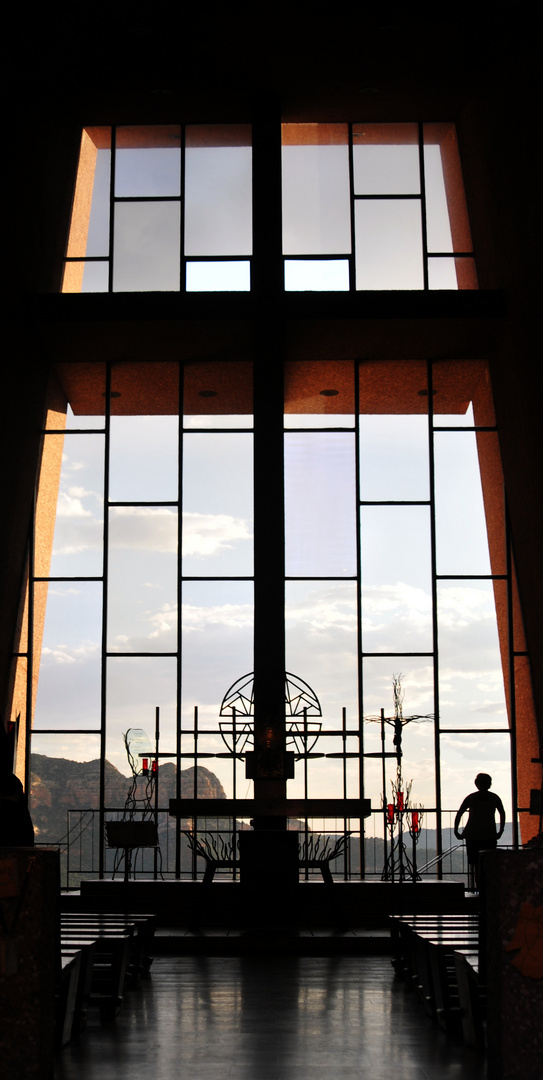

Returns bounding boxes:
[74,879,473,934]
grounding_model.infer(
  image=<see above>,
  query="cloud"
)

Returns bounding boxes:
[182,512,252,557]
[108,507,252,559]
[56,491,94,518]
[182,602,254,631]
[41,641,100,665]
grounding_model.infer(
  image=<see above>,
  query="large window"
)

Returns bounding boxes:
[63,121,475,293]
[63,126,253,293]
[282,123,476,290]
[12,358,533,884]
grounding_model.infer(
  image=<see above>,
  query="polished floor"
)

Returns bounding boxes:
[55,955,486,1080]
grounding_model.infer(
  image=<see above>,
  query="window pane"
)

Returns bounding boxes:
[109,416,178,502]
[285,432,356,577]
[362,659,435,808]
[186,262,250,291]
[437,579,508,729]
[434,431,492,575]
[181,580,253,798]
[33,582,102,729]
[282,126,350,255]
[106,656,177,781]
[63,260,109,293]
[424,142,454,252]
[440,732,512,822]
[113,202,180,291]
[44,433,104,578]
[284,260,349,291]
[66,129,111,260]
[185,127,252,256]
[182,434,253,576]
[108,507,178,651]
[424,123,473,255]
[428,258,457,289]
[353,125,420,195]
[286,580,358,722]
[360,506,433,653]
[30,735,102,845]
[429,257,477,290]
[359,415,429,501]
[115,125,181,196]
[355,201,423,289]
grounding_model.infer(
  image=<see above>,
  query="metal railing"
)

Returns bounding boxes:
[51,806,486,890]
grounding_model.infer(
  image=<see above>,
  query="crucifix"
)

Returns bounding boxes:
[365,675,433,883]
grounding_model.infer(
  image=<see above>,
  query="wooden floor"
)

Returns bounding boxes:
[55,955,486,1080]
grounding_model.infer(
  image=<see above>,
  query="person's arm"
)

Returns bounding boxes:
[496,795,506,839]
[454,796,470,839]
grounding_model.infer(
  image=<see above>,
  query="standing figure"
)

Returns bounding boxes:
[454,773,505,888]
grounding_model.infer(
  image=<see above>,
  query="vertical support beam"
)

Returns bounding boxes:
[427,360,443,874]
[99,362,111,877]
[251,97,286,824]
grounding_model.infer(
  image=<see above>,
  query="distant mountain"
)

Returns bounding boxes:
[30,754,226,845]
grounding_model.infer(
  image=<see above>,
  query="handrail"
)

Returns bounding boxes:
[418,842,463,874]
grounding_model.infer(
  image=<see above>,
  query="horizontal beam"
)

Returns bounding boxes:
[169,798,371,819]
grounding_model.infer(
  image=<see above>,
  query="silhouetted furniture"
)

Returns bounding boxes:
[105,821,159,884]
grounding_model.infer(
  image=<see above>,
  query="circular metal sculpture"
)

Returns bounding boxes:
[219,672,322,756]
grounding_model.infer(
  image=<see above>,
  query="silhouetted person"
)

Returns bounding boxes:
[454,772,505,888]
[0,772,35,846]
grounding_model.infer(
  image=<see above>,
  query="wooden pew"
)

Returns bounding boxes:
[390,914,481,1037]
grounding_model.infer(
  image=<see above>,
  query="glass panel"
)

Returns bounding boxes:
[113,202,180,291]
[109,416,178,502]
[42,433,105,578]
[428,258,457,289]
[440,732,512,823]
[355,201,424,289]
[108,507,178,651]
[282,124,350,255]
[66,128,111,260]
[33,582,102,729]
[183,361,253,429]
[106,656,177,782]
[286,580,358,723]
[285,433,356,577]
[186,262,250,291]
[428,257,477,290]
[423,123,473,254]
[185,126,252,256]
[359,415,429,501]
[115,125,181,196]
[182,433,253,576]
[424,142,453,253]
[362,658,435,808]
[284,260,349,291]
[434,431,493,575]
[437,578,508,730]
[181,581,253,797]
[63,261,109,294]
[30,734,102,843]
[353,124,420,195]
[360,506,433,654]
